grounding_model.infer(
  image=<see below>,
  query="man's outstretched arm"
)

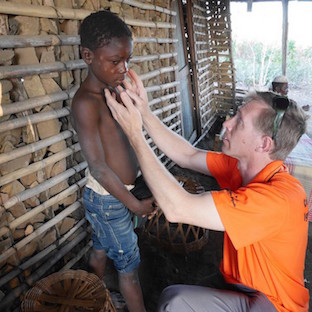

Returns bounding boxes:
[105,88,224,231]
[123,69,211,176]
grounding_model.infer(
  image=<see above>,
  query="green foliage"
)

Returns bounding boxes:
[233,39,312,90]
[287,41,312,88]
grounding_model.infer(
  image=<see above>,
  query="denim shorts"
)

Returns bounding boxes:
[83,187,140,273]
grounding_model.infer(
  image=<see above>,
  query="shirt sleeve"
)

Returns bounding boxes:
[211,183,289,250]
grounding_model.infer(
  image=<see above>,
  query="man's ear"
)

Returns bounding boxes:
[256,135,274,153]
[80,47,93,65]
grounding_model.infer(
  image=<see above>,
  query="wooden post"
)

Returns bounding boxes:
[282,0,289,75]
[186,0,201,137]
[247,0,253,12]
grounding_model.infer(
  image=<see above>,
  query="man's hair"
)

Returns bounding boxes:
[244,91,308,160]
[79,10,132,51]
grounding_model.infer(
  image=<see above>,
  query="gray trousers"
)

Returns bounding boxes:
[157,282,276,312]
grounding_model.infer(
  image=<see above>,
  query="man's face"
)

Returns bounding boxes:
[221,101,266,160]
[87,36,133,88]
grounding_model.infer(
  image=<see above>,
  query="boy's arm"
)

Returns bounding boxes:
[125,69,212,176]
[71,96,154,216]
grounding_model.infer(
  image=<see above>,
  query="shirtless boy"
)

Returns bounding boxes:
[71,10,154,312]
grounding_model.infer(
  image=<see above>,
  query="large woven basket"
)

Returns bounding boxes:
[144,175,209,254]
[21,270,116,312]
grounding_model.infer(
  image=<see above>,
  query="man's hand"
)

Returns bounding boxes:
[123,69,150,117]
[104,87,143,140]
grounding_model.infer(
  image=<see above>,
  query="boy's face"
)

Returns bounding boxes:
[83,36,133,88]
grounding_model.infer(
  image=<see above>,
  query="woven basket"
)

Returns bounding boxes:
[21,270,116,312]
[144,176,209,254]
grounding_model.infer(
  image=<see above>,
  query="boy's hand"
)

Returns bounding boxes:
[135,197,155,216]
[145,201,159,220]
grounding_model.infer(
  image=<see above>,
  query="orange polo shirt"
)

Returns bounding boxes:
[207,152,309,312]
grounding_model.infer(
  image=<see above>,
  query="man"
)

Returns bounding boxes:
[105,70,309,311]
[272,75,288,96]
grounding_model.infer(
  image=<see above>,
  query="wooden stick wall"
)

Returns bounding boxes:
[188,0,236,134]
[0,1,181,310]
[0,0,235,310]
[206,0,236,116]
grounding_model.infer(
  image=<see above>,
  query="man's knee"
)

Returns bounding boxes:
[157,285,186,312]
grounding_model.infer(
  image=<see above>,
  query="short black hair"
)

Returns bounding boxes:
[79,10,132,51]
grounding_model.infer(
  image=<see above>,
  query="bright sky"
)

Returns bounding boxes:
[230,2,312,48]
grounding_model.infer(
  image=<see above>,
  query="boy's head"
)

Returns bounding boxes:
[79,10,133,88]
[80,10,132,51]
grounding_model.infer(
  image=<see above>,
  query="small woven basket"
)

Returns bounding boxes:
[21,270,116,312]
[144,175,209,254]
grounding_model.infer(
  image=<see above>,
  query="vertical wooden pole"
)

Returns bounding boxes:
[247,0,253,12]
[282,0,289,75]
[186,0,201,136]
[175,0,197,141]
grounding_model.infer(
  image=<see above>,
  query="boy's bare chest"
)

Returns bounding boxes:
[97,105,138,179]
[97,104,134,154]
[98,104,124,137]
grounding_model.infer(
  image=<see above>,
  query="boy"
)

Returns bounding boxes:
[71,10,154,312]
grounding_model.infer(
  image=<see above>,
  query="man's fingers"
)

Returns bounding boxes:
[126,71,139,94]
[123,78,139,96]
[125,88,143,106]
[104,88,123,118]
[147,207,159,220]
[116,85,124,94]
[105,88,140,121]
[119,89,136,110]
[126,70,136,86]
[104,88,116,105]
[128,69,144,90]
[104,88,114,106]
[122,79,133,91]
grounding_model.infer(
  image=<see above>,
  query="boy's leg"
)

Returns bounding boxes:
[83,187,108,280]
[89,249,107,280]
[97,194,145,311]
[118,269,145,312]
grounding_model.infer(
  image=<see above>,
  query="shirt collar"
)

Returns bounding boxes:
[250,160,286,184]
